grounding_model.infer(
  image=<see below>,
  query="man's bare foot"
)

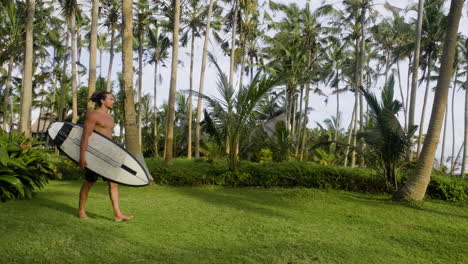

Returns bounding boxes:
[78,212,89,220]
[114,214,133,222]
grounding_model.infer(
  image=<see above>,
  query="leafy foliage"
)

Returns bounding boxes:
[0,131,58,202]
[358,75,417,190]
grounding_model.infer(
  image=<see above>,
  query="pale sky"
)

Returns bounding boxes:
[38,0,468,166]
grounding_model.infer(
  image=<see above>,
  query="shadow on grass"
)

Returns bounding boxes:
[35,197,112,220]
[338,192,468,220]
[173,187,293,219]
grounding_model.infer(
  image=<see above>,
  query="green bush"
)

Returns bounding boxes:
[55,157,84,180]
[0,131,58,202]
[146,158,468,203]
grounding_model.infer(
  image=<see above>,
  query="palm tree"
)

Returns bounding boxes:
[461,38,468,178]
[146,25,170,157]
[181,0,205,159]
[122,0,143,158]
[59,0,80,123]
[194,0,215,159]
[394,0,464,201]
[164,0,181,164]
[19,0,36,136]
[102,0,120,92]
[359,75,416,190]
[134,0,152,147]
[97,33,109,79]
[200,54,281,170]
[0,0,24,131]
[415,0,447,158]
[86,0,98,113]
[407,0,425,161]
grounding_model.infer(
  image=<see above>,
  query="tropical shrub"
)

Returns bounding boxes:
[0,131,58,202]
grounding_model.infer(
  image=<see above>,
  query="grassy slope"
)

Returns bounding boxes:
[0,181,467,264]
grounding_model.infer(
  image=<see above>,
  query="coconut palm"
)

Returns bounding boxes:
[122,0,142,157]
[194,0,215,159]
[461,38,468,178]
[394,0,464,201]
[359,75,416,190]
[102,0,120,92]
[134,0,153,147]
[96,33,109,79]
[86,0,98,113]
[146,25,170,157]
[199,54,281,170]
[0,0,25,131]
[19,0,36,136]
[164,0,181,164]
[180,0,206,159]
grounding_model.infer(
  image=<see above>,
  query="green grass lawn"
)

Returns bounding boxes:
[1,181,467,264]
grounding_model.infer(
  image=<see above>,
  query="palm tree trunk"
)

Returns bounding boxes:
[408,0,425,161]
[122,0,142,156]
[406,56,412,132]
[70,11,79,123]
[195,0,215,159]
[238,37,247,90]
[58,32,70,121]
[165,0,181,164]
[295,85,304,156]
[462,39,468,178]
[87,0,99,113]
[229,0,239,86]
[2,56,14,131]
[19,0,35,136]
[138,30,144,148]
[187,32,196,160]
[153,63,159,157]
[439,102,448,169]
[344,104,356,167]
[291,92,297,142]
[397,61,407,132]
[450,74,458,175]
[299,84,310,160]
[394,0,463,201]
[416,51,433,158]
[106,28,115,92]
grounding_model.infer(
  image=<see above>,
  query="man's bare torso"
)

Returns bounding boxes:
[92,110,114,138]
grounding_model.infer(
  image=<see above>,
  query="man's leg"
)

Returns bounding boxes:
[78,181,94,219]
[108,181,133,221]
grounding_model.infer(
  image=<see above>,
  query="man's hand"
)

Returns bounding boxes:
[78,158,87,168]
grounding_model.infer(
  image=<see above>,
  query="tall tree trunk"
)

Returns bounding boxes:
[450,74,458,175]
[291,92,297,142]
[138,30,144,147]
[358,1,367,167]
[295,85,304,156]
[71,11,78,123]
[299,84,310,161]
[19,0,35,136]
[408,0,425,161]
[165,0,181,164]
[344,103,356,167]
[229,0,239,87]
[394,0,463,201]
[87,0,99,113]
[187,32,196,160]
[416,51,433,157]
[462,39,468,178]
[2,56,14,131]
[195,0,215,159]
[406,56,412,132]
[238,36,246,90]
[153,63,159,157]
[122,0,142,156]
[58,32,70,121]
[397,61,407,131]
[439,102,448,169]
[106,28,115,92]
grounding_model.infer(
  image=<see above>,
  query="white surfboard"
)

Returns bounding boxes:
[48,122,151,187]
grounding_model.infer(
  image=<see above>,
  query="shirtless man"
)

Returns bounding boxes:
[77,91,133,221]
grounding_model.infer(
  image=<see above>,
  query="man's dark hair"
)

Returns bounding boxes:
[89,91,112,106]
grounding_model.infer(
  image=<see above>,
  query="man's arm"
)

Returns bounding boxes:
[78,113,97,168]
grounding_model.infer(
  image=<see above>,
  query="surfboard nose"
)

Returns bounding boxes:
[47,122,64,140]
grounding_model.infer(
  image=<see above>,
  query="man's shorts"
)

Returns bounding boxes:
[85,169,107,182]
